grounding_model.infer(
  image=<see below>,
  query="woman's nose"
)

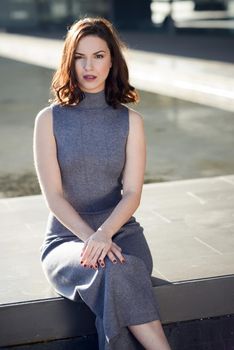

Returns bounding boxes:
[83,59,93,70]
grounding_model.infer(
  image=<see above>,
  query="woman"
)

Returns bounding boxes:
[33,16,172,350]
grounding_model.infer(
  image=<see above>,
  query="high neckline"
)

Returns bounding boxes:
[77,89,109,109]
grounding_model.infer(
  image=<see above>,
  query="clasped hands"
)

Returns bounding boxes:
[80,229,125,269]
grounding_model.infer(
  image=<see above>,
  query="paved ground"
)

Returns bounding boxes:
[0,174,233,304]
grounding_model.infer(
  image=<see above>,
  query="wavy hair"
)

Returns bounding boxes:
[49,17,140,108]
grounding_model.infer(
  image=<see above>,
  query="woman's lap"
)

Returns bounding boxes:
[42,227,153,274]
[41,228,154,298]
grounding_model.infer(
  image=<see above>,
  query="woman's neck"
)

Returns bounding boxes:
[77,89,109,109]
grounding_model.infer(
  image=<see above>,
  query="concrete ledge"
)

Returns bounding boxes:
[1,314,233,350]
[1,175,233,348]
[152,274,234,323]
[0,297,96,347]
[1,274,234,348]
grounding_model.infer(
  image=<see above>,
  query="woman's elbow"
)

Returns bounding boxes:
[123,191,141,207]
[44,193,64,214]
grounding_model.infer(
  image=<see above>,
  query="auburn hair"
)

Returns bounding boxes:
[49,16,140,109]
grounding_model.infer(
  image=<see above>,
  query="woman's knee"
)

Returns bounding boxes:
[105,254,148,280]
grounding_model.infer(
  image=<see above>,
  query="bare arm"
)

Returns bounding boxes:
[97,108,146,238]
[33,106,94,242]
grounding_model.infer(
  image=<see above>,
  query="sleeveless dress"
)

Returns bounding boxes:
[39,89,161,350]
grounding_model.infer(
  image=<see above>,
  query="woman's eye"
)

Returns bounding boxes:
[74,55,103,60]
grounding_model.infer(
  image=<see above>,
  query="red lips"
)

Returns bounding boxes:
[83,75,96,79]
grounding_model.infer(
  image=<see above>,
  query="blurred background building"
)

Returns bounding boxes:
[0,0,233,34]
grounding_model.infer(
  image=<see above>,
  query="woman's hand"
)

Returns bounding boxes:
[105,242,125,267]
[80,231,125,269]
[80,230,112,268]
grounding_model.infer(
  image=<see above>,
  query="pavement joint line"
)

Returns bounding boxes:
[151,210,172,223]
[25,223,33,230]
[152,268,169,281]
[186,191,206,205]
[193,236,223,255]
[219,176,234,185]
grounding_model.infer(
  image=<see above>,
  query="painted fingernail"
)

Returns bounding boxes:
[121,259,125,264]
[83,264,87,267]
[113,259,117,264]
[94,264,98,269]
[80,261,84,264]
[101,262,105,268]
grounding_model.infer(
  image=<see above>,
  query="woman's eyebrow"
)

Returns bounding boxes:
[75,50,106,55]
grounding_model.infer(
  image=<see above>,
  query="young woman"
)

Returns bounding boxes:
[33,16,172,350]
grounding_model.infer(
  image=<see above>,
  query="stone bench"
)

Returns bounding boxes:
[1,175,234,349]
[1,275,234,349]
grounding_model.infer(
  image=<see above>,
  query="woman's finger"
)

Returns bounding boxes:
[97,247,110,267]
[97,245,124,268]
[80,240,89,256]
[81,241,97,263]
[107,250,117,264]
[88,247,104,269]
[109,246,125,263]
[112,242,122,251]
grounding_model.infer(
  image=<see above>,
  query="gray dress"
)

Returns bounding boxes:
[39,89,161,350]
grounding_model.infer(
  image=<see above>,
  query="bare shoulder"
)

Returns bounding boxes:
[34,105,53,126]
[34,105,54,142]
[127,106,144,121]
[126,106,144,133]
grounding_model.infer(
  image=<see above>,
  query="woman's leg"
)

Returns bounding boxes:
[129,320,172,350]
[112,229,171,349]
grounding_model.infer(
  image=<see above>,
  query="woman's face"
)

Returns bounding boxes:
[74,35,112,93]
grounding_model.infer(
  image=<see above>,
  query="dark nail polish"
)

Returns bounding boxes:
[101,262,105,267]
[113,259,117,264]
[84,264,87,267]
[94,264,98,269]
[80,261,84,264]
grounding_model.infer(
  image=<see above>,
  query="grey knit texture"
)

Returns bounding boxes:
[40,89,161,349]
